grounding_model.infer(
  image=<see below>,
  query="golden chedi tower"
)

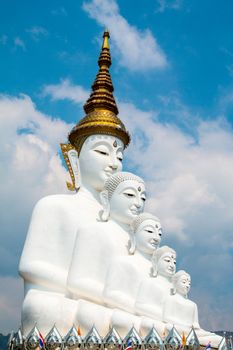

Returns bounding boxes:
[68,30,130,152]
[61,30,130,190]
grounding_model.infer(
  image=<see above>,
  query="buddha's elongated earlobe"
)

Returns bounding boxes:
[128,235,136,255]
[171,287,176,295]
[152,266,158,277]
[128,226,136,254]
[151,251,158,277]
[151,260,158,277]
[99,190,110,221]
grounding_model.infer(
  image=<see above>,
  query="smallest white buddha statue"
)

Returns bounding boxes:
[135,246,176,336]
[163,270,223,348]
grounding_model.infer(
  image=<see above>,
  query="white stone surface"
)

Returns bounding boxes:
[135,246,176,321]
[163,270,222,347]
[67,173,146,334]
[19,135,124,335]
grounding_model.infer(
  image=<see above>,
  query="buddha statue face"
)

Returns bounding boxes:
[135,219,162,255]
[79,135,124,192]
[109,180,146,225]
[100,172,146,225]
[157,252,176,278]
[173,272,191,297]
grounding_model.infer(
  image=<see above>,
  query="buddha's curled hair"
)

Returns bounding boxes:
[104,171,145,199]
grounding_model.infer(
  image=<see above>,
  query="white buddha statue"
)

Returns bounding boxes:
[67,171,146,335]
[134,246,176,336]
[104,212,162,311]
[163,270,223,347]
[18,31,130,336]
[103,213,162,336]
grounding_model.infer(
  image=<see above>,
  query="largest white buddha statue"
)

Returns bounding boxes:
[19,31,130,336]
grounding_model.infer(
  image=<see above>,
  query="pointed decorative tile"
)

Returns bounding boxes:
[218,336,227,350]
[123,326,142,350]
[13,328,24,350]
[144,327,163,350]
[45,325,62,350]
[164,327,182,350]
[84,326,102,350]
[25,326,42,350]
[186,328,199,350]
[7,331,15,350]
[103,327,122,350]
[64,326,82,350]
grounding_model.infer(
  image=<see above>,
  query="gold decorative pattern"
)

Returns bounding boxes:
[68,30,130,153]
[60,143,77,191]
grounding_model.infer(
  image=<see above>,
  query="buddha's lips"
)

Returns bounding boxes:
[130,208,140,215]
[168,266,175,272]
[150,239,159,247]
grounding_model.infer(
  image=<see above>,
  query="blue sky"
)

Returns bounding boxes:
[0,0,233,334]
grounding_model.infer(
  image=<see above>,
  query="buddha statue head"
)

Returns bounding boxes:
[151,246,176,278]
[78,135,124,192]
[171,270,191,298]
[128,213,162,255]
[65,31,130,193]
[100,171,146,225]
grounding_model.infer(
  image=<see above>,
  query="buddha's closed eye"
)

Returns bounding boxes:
[146,229,153,233]
[94,150,109,156]
[123,192,135,197]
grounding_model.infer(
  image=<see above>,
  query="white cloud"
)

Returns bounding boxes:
[83,0,167,71]
[42,79,89,104]
[14,37,26,51]
[0,277,23,334]
[26,26,48,41]
[156,0,183,13]
[0,94,72,280]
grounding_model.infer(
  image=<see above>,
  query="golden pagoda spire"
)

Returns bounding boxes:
[68,30,130,152]
[83,30,118,115]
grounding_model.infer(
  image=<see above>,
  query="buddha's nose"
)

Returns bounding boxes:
[134,197,142,209]
[109,163,118,170]
[109,156,118,170]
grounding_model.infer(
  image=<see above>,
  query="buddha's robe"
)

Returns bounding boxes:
[163,294,223,347]
[66,219,130,335]
[19,187,102,336]
[134,275,171,336]
[103,253,151,312]
[135,275,172,320]
[103,253,152,336]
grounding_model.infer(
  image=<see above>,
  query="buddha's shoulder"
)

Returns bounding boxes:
[34,193,79,211]
[79,221,109,233]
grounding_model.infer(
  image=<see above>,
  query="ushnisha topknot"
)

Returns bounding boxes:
[104,171,145,199]
[131,212,160,233]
